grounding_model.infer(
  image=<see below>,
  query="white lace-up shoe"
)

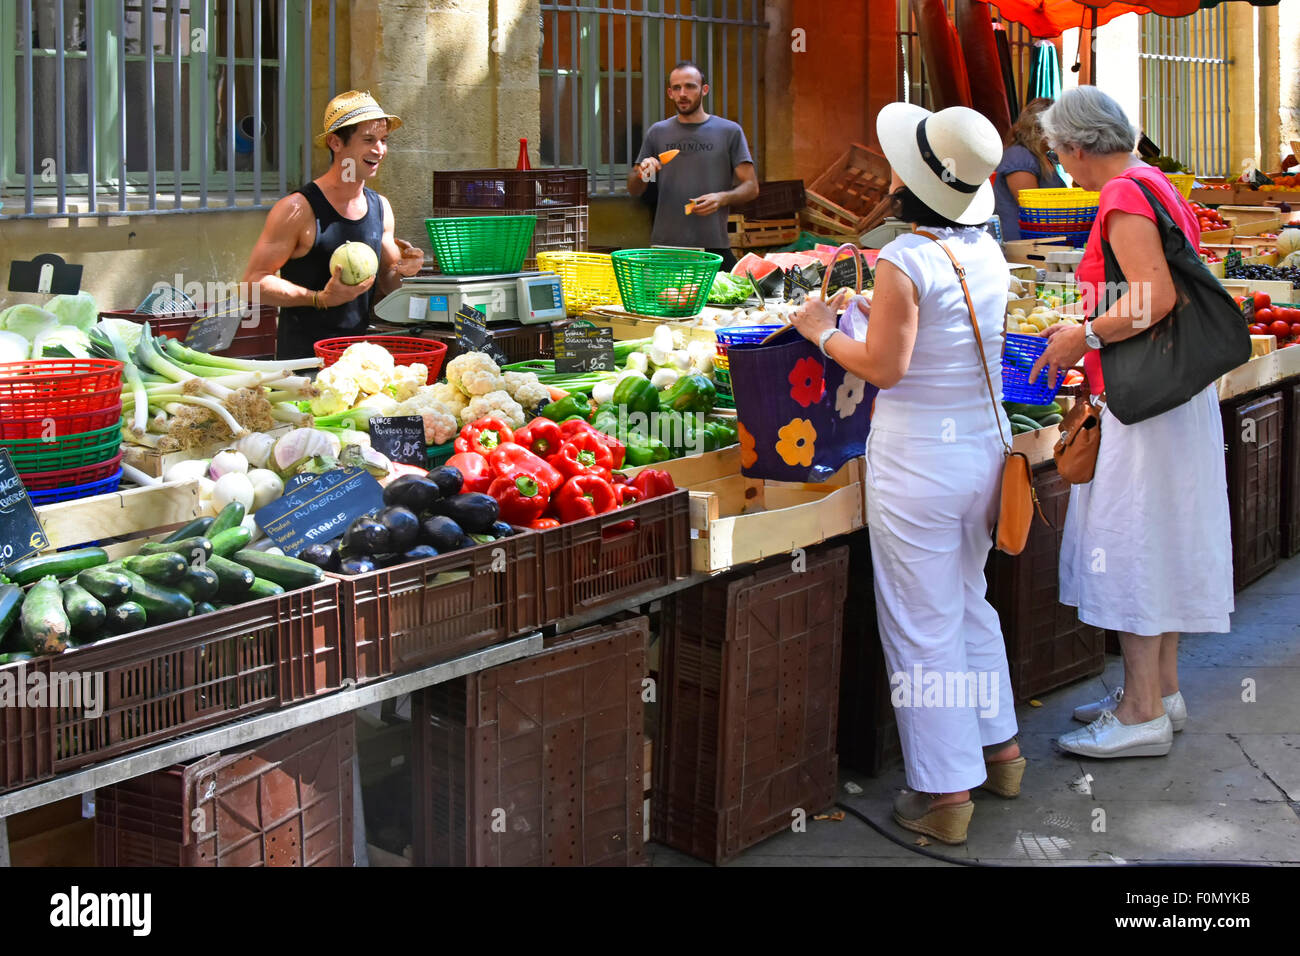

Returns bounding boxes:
[1057,710,1174,758]
[1073,687,1187,732]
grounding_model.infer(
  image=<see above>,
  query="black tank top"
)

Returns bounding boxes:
[277,182,383,358]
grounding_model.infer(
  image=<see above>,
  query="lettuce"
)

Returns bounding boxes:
[0,304,58,342]
[45,292,98,332]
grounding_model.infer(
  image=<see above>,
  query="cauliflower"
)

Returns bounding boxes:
[503,371,551,413]
[309,362,361,416]
[423,382,469,420]
[393,392,459,445]
[362,391,400,415]
[464,390,526,430]
[384,363,428,402]
[337,342,395,394]
[446,351,504,397]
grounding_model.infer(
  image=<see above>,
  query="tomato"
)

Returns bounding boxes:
[1269,319,1292,339]
[1255,308,1274,325]
[1253,291,1272,311]
[1248,324,1269,336]
[1291,323,1300,337]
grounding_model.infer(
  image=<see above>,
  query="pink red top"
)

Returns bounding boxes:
[1075,166,1201,394]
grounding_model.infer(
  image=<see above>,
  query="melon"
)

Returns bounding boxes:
[330,241,379,285]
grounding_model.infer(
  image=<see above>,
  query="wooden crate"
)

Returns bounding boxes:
[36,478,203,555]
[805,144,891,234]
[1252,334,1278,358]
[123,424,293,479]
[1233,214,1283,236]
[582,309,720,345]
[1199,226,1236,244]
[1002,237,1072,264]
[1217,346,1300,402]
[1219,278,1294,303]
[1219,204,1284,227]
[799,206,862,241]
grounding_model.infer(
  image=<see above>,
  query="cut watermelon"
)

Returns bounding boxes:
[731,253,778,279]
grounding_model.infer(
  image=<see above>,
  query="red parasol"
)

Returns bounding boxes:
[992,0,1201,39]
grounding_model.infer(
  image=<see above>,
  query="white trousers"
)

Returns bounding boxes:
[865,429,1019,794]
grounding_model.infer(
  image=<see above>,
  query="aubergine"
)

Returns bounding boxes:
[341,516,390,557]
[381,475,422,507]
[298,543,336,570]
[384,475,442,514]
[420,515,464,552]
[489,521,517,539]
[455,534,478,550]
[425,465,463,499]
[377,506,420,553]
[439,493,499,534]
[403,544,439,562]
[338,556,377,575]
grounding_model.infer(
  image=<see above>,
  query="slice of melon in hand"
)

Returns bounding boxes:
[658,149,680,165]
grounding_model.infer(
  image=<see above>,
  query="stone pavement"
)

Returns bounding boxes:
[649,553,1300,867]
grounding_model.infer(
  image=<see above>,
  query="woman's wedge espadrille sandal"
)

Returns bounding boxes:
[892,791,975,845]
[981,756,1027,798]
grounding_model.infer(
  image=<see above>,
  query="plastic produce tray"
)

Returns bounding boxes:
[100,306,278,361]
[1282,381,1300,558]
[432,167,588,210]
[1223,390,1284,588]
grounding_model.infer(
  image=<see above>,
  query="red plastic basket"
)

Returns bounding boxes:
[0,385,124,422]
[313,336,449,384]
[0,359,123,398]
[17,450,124,491]
[0,403,124,440]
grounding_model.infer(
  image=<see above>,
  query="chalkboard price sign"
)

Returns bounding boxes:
[825,254,865,294]
[369,415,428,466]
[254,466,385,557]
[0,449,49,570]
[453,305,509,365]
[183,304,246,353]
[553,320,615,373]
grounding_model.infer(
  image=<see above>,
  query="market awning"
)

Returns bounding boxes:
[992,0,1201,39]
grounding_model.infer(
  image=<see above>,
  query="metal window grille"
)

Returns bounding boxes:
[539,0,767,196]
[1,0,337,220]
[1139,8,1229,178]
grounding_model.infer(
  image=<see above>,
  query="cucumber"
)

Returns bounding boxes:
[248,577,285,600]
[208,501,246,538]
[60,579,107,638]
[124,552,189,585]
[177,567,221,603]
[193,601,218,615]
[5,548,109,587]
[119,570,194,624]
[140,536,214,566]
[206,555,256,600]
[77,568,133,605]
[1010,422,1032,435]
[1003,401,1061,419]
[105,601,148,633]
[210,526,253,558]
[1037,413,1064,426]
[20,577,72,654]
[231,550,325,590]
[0,584,24,641]
[164,515,215,543]
[1008,414,1042,432]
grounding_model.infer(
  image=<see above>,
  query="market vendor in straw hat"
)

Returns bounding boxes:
[243,90,425,358]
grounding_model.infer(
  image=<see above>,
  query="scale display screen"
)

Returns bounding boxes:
[517,275,565,322]
[529,282,555,311]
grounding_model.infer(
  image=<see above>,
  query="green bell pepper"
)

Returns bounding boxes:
[624,432,671,467]
[613,376,659,415]
[659,373,716,414]
[651,410,685,457]
[706,421,736,448]
[541,393,592,422]
[592,406,621,437]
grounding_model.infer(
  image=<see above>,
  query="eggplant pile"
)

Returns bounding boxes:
[296,465,519,575]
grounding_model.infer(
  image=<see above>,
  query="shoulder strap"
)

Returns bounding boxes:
[915,230,1012,456]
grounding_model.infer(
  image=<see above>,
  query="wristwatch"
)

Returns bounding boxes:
[818,328,841,357]
[1083,319,1103,350]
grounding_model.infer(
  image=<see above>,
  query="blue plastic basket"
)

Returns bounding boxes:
[1018,223,1092,247]
[1002,334,1066,404]
[28,468,123,505]
[1019,205,1098,227]
[714,326,785,399]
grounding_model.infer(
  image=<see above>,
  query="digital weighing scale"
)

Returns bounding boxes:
[372,271,566,326]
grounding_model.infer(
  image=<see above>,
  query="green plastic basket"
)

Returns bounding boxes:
[609,249,723,317]
[3,422,123,473]
[424,215,536,275]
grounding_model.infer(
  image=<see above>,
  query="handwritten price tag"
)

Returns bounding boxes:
[0,449,49,570]
[368,416,428,467]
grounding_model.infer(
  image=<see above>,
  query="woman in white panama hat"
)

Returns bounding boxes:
[242,90,425,358]
[790,103,1022,846]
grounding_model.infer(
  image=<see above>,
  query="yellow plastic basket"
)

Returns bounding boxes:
[536,250,622,316]
[1018,187,1102,210]
[1165,172,1195,198]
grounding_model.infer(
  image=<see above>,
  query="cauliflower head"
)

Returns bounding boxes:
[384,363,428,402]
[465,390,526,431]
[424,381,469,420]
[502,371,550,413]
[337,342,395,394]
[309,362,361,415]
[446,352,504,397]
[393,393,459,445]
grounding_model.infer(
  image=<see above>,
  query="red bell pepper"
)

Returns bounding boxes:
[592,430,626,470]
[514,417,563,458]
[445,451,493,493]
[631,468,675,501]
[549,432,614,482]
[487,442,564,496]
[528,517,561,530]
[606,483,641,534]
[454,416,515,456]
[488,474,549,525]
[558,418,601,444]
[553,474,617,522]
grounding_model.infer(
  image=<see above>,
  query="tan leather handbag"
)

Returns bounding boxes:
[917,231,1044,555]
[1054,392,1104,484]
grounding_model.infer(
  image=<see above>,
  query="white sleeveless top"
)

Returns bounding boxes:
[872,227,1012,440]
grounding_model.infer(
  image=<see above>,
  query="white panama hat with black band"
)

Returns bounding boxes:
[875,102,1002,226]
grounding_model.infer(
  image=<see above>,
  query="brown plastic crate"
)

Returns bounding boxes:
[99,305,278,360]
[335,532,543,684]
[652,546,848,865]
[0,582,345,794]
[987,464,1105,701]
[432,167,588,211]
[417,322,555,365]
[806,144,891,233]
[412,616,648,866]
[429,205,587,271]
[536,489,690,624]
[1223,390,1284,587]
[1281,381,1300,558]
[734,179,806,220]
[0,656,55,793]
[95,714,355,866]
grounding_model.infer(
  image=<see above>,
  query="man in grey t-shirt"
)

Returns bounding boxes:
[627,61,758,268]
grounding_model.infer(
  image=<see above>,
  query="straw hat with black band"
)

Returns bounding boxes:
[875,103,1002,225]
[314,90,403,148]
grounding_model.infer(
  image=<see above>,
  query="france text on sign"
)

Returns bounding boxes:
[368,415,428,466]
[183,304,245,353]
[254,466,385,557]
[0,449,49,570]
[554,320,615,372]
[453,305,508,365]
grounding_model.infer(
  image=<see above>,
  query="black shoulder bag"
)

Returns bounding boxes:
[1095,178,1251,425]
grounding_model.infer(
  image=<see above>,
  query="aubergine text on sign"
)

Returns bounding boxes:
[0,449,49,569]
[254,467,385,556]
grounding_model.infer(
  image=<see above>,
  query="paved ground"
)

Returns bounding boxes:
[649,553,1300,867]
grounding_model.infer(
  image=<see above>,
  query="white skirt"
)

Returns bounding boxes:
[1059,383,1234,635]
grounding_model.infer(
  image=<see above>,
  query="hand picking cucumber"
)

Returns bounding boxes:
[20,576,72,654]
[231,551,325,590]
[105,601,148,634]
[163,515,215,543]
[177,567,221,604]
[206,555,255,600]
[119,570,194,623]
[208,501,247,538]
[124,551,189,585]
[60,579,107,638]
[209,526,253,558]
[5,548,109,587]
[140,536,213,565]
[77,568,133,605]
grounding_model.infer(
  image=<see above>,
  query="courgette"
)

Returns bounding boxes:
[163,515,215,543]
[77,568,133,605]
[177,567,221,604]
[5,548,109,587]
[193,601,218,615]
[209,526,253,558]
[105,601,148,633]
[1010,422,1032,435]
[0,584,24,641]
[124,552,189,585]
[140,536,213,566]
[1038,413,1064,426]
[1008,414,1042,432]
[208,501,246,538]
[207,554,255,600]
[248,577,285,600]
[60,579,107,638]
[231,550,325,590]
[20,576,72,654]
[119,570,194,624]
[1003,401,1062,419]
